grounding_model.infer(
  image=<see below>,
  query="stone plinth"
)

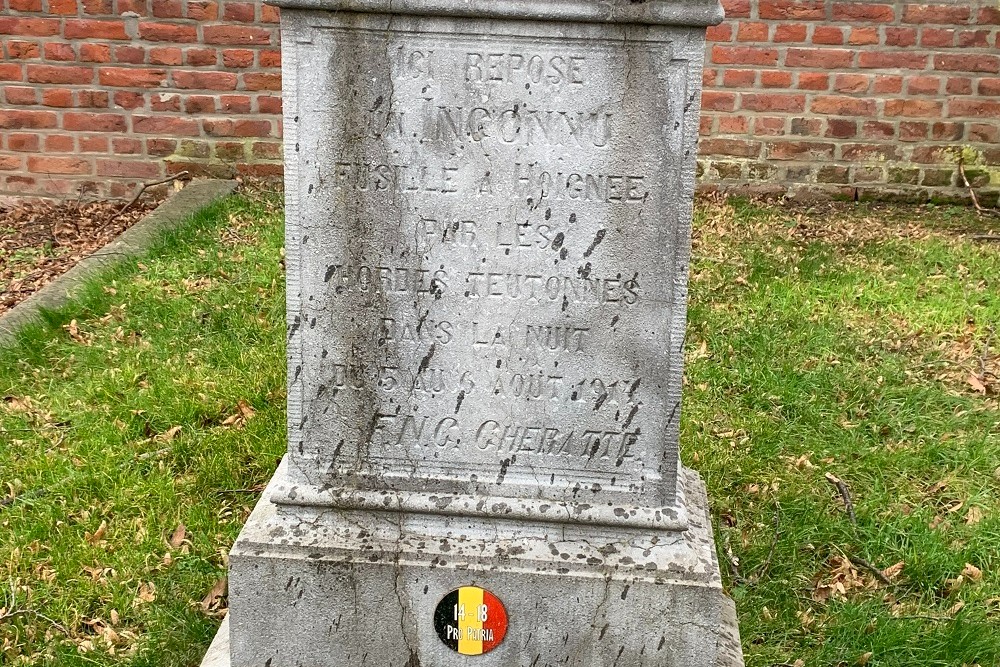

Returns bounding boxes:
[211,2,742,666]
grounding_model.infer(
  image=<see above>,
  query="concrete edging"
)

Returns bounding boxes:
[0,179,238,347]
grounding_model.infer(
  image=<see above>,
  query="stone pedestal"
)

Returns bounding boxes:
[210,2,743,666]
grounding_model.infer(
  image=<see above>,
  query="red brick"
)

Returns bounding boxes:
[699,117,713,136]
[718,116,749,134]
[172,70,238,90]
[259,49,281,68]
[215,141,246,161]
[911,146,949,163]
[48,0,78,13]
[5,41,40,59]
[100,66,167,87]
[832,3,894,21]
[113,137,143,154]
[63,111,128,131]
[946,77,973,95]
[979,78,1000,96]
[858,52,928,69]
[759,1,825,20]
[812,26,843,45]
[148,47,182,66]
[761,70,793,88]
[885,99,943,118]
[82,0,112,13]
[257,95,282,114]
[903,4,971,24]
[77,89,109,107]
[737,22,769,42]
[79,135,109,152]
[0,18,61,36]
[906,76,941,95]
[252,141,282,159]
[848,28,878,46]
[64,19,128,40]
[115,0,146,12]
[884,28,917,47]
[767,141,835,160]
[150,92,180,111]
[97,159,161,178]
[980,7,1000,24]
[825,118,856,139]
[243,72,281,91]
[810,96,876,116]
[9,0,43,10]
[742,93,806,112]
[899,122,928,141]
[115,46,146,64]
[0,64,23,81]
[841,144,900,161]
[934,54,1000,74]
[8,133,39,151]
[223,1,255,21]
[922,28,955,48]
[699,138,761,158]
[27,65,93,84]
[706,24,733,42]
[873,75,903,94]
[833,74,869,94]
[702,91,737,112]
[702,69,717,87]
[969,124,998,142]
[151,0,183,17]
[112,91,145,109]
[42,88,74,107]
[222,49,255,68]
[133,115,200,135]
[797,72,829,90]
[187,0,218,20]
[203,118,272,137]
[260,3,280,22]
[949,99,1000,118]
[139,21,197,42]
[185,48,217,66]
[28,156,91,175]
[184,95,215,113]
[80,43,112,63]
[4,86,37,104]
[857,118,893,138]
[146,138,177,156]
[722,69,756,87]
[712,46,779,66]
[44,43,76,61]
[774,24,807,43]
[203,24,272,45]
[786,48,853,68]
[957,30,990,48]
[220,94,252,113]
[0,156,24,171]
[237,163,283,178]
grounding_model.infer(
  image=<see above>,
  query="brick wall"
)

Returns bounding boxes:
[1,1,999,203]
[701,0,1000,203]
[0,0,282,199]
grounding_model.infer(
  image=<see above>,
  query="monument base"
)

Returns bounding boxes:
[212,458,743,667]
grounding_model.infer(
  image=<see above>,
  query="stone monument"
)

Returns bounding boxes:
[205,1,743,665]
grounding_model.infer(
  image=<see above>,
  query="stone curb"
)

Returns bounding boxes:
[0,179,237,348]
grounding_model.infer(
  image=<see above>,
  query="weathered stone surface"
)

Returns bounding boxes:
[219,2,742,665]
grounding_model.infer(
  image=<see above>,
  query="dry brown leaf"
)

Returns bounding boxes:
[168,523,187,549]
[967,373,987,395]
[158,426,182,442]
[947,601,966,615]
[86,520,108,545]
[857,652,873,666]
[200,576,228,614]
[881,561,905,581]
[133,582,156,607]
[962,563,983,582]
[2,395,33,413]
[966,506,984,525]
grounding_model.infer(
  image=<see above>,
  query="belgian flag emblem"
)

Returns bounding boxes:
[434,586,508,655]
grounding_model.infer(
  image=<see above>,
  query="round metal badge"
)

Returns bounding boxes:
[433,586,508,655]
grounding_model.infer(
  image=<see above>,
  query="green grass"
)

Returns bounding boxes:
[1,191,999,666]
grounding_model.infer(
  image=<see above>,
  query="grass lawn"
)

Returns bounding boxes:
[1,188,998,666]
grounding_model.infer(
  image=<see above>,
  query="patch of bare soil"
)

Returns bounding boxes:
[0,199,158,317]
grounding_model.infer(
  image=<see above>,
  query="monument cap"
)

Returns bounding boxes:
[264,0,725,27]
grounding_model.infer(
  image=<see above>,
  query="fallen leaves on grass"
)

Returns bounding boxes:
[84,520,108,546]
[132,582,156,608]
[220,400,256,429]
[167,523,187,549]
[813,556,905,602]
[200,577,228,618]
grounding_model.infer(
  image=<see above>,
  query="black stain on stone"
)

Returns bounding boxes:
[621,584,630,600]
[583,229,606,258]
[551,232,565,251]
[454,389,465,414]
[324,265,337,282]
[497,457,512,484]
[418,343,436,375]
